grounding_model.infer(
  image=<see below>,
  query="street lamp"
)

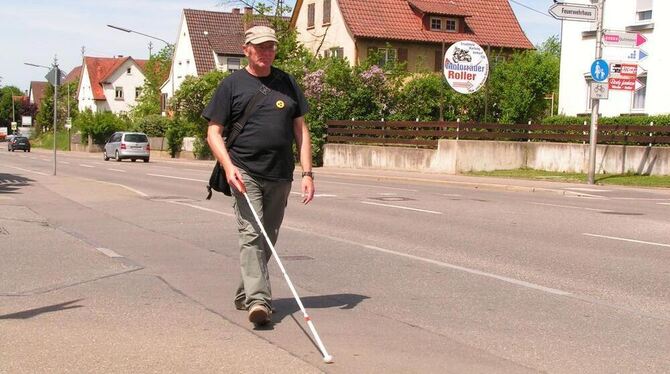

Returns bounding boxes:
[25,60,59,176]
[107,24,175,112]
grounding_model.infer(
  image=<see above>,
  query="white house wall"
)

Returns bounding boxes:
[559,0,665,116]
[295,0,356,63]
[162,13,197,99]
[77,64,97,113]
[103,59,147,114]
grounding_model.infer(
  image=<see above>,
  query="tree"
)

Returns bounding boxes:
[0,86,24,130]
[487,36,560,123]
[131,45,173,118]
[34,80,79,133]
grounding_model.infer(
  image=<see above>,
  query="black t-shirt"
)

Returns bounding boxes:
[202,67,308,181]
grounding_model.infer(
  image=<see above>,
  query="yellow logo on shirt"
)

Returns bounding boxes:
[276,100,285,109]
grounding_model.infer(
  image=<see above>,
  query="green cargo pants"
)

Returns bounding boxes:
[232,169,292,310]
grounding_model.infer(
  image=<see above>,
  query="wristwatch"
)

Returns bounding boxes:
[301,171,314,179]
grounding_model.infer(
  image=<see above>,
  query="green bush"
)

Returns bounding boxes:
[74,110,129,144]
[131,114,170,136]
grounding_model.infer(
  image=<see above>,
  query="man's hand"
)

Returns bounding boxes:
[301,176,314,204]
[226,165,246,193]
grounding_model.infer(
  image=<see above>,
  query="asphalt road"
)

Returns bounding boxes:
[1,149,669,373]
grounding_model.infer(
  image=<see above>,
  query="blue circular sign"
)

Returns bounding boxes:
[591,59,609,82]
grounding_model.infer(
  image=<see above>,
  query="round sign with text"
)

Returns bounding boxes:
[444,41,489,94]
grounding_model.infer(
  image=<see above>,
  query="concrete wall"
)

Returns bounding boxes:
[323,140,670,175]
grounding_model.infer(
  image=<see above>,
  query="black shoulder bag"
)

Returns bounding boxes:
[206,82,272,199]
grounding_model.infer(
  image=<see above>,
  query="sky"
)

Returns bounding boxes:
[0,0,561,93]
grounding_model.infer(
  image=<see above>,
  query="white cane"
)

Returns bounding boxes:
[242,192,334,364]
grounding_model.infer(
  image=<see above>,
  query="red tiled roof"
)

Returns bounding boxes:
[83,56,149,100]
[183,8,273,75]
[206,33,246,56]
[408,0,471,17]
[29,81,48,109]
[63,65,82,84]
[335,0,533,49]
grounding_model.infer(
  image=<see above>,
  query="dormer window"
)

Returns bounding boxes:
[430,16,458,32]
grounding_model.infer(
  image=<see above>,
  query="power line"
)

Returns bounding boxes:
[509,0,555,19]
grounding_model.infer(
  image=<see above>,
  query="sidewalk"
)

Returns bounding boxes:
[0,172,322,374]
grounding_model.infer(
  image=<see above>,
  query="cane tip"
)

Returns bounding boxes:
[323,355,334,364]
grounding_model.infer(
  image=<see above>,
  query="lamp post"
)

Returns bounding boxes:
[107,24,175,112]
[25,58,60,176]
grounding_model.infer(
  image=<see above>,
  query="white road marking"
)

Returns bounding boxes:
[158,200,571,297]
[363,244,571,296]
[60,161,70,165]
[79,164,94,168]
[441,193,462,197]
[565,187,611,192]
[531,202,612,213]
[8,166,49,176]
[361,201,442,215]
[40,158,50,162]
[290,192,336,197]
[658,203,670,206]
[96,247,123,258]
[583,233,670,249]
[107,168,126,173]
[147,173,206,183]
[96,181,148,197]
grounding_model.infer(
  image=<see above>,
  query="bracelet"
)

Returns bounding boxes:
[301,171,314,179]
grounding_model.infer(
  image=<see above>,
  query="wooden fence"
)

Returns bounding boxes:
[326,120,670,148]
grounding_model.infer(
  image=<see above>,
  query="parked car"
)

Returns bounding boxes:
[8,136,30,152]
[103,132,150,162]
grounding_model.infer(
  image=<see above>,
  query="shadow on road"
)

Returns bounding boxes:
[0,299,84,320]
[272,293,369,323]
[0,173,34,194]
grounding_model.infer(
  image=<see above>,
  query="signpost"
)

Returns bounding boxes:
[602,31,647,48]
[443,40,489,95]
[590,82,609,100]
[590,59,609,82]
[549,2,597,22]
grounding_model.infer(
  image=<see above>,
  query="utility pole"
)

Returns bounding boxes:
[587,0,605,185]
[52,56,59,176]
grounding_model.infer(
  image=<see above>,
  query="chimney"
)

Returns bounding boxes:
[243,6,253,30]
[232,8,240,14]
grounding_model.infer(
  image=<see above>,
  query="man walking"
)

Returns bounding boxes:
[203,26,315,326]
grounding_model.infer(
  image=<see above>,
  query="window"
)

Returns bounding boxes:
[636,0,653,21]
[135,87,142,99]
[115,87,124,100]
[430,18,442,31]
[127,67,132,74]
[324,47,344,59]
[633,76,647,110]
[160,93,168,112]
[429,17,458,32]
[307,3,315,28]
[378,48,397,67]
[446,18,457,31]
[323,0,331,25]
[228,57,241,72]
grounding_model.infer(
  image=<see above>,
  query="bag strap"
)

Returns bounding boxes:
[224,75,275,148]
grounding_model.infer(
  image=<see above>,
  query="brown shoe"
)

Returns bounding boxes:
[248,304,271,325]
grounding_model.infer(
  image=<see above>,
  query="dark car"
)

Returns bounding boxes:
[9,136,31,152]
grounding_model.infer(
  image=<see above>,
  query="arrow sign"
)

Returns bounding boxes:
[639,50,648,61]
[635,79,646,92]
[549,3,597,22]
[637,33,647,47]
[603,31,647,48]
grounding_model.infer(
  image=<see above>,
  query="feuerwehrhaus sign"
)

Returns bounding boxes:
[444,41,489,94]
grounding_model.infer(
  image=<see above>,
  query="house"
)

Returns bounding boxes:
[160,7,273,110]
[558,0,662,116]
[77,56,148,114]
[63,65,82,84]
[290,0,533,72]
[28,81,48,111]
